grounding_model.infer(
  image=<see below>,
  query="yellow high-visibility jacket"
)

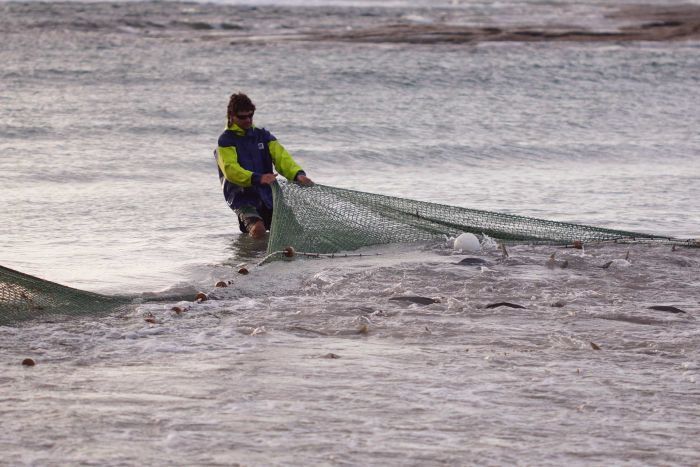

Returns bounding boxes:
[216,122,305,209]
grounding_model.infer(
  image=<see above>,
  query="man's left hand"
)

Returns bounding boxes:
[296,174,314,186]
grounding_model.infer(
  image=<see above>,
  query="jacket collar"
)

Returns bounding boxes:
[226,122,255,135]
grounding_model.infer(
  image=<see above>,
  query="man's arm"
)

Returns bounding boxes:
[268,140,312,185]
[217,146,262,187]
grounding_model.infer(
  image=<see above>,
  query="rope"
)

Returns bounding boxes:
[562,237,699,249]
[257,246,382,266]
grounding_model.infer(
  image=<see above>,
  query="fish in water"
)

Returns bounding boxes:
[648,305,687,314]
[456,257,489,266]
[545,253,568,269]
[599,258,631,269]
[485,302,526,309]
[389,296,440,305]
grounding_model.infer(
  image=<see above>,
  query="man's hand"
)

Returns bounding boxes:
[296,174,314,186]
[259,173,278,185]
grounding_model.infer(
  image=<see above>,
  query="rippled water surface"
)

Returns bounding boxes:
[1,0,699,465]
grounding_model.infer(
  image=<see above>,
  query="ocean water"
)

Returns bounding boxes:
[1,1,700,465]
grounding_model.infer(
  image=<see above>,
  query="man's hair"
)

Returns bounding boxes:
[227,92,256,127]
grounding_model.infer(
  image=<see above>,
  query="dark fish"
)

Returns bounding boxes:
[389,296,440,305]
[599,253,632,269]
[648,305,687,314]
[485,302,526,309]
[599,315,662,326]
[457,257,489,266]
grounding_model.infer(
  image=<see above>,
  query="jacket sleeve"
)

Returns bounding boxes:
[217,146,260,187]
[269,140,305,181]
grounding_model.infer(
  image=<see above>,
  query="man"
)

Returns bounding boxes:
[215,92,312,239]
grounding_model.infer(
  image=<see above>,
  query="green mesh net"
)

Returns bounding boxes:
[0,265,130,326]
[268,181,684,255]
[1,182,694,325]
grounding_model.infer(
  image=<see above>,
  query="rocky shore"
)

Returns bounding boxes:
[313,4,700,44]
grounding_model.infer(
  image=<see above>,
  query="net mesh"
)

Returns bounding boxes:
[268,181,679,254]
[1,182,693,325]
[0,265,130,326]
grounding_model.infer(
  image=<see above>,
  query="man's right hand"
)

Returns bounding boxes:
[259,173,278,185]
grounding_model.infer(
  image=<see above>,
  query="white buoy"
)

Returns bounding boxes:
[453,232,481,252]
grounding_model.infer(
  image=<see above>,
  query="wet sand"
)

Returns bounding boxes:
[312,4,700,44]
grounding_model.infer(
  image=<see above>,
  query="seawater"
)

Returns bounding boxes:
[1,1,699,465]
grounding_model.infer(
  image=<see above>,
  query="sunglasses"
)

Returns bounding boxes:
[236,112,254,120]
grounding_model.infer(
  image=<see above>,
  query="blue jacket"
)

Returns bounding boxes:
[216,123,305,209]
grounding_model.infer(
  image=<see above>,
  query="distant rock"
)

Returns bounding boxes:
[312,6,700,44]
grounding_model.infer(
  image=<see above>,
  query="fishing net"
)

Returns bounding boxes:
[0,265,130,326]
[268,181,687,255]
[2,182,693,325]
